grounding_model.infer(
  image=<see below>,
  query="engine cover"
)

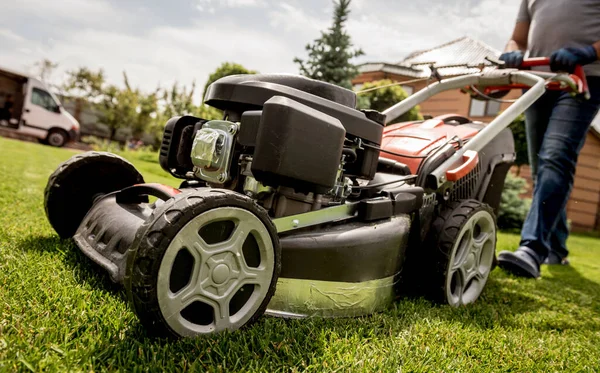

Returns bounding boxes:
[252,96,346,194]
[380,116,481,173]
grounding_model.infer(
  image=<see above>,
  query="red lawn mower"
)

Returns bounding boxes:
[44,58,587,338]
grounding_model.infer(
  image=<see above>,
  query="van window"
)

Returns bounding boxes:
[31,88,59,113]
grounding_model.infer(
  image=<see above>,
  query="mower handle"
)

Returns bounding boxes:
[491,57,590,98]
[382,70,547,190]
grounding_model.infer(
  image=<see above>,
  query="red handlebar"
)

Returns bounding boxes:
[520,57,589,97]
[481,57,589,98]
[519,57,550,67]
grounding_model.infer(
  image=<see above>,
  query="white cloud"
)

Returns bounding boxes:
[268,3,328,33]
[1,0,121,24]
[0,28,26,43]
[196,0,267,12]
[0,19,297,103]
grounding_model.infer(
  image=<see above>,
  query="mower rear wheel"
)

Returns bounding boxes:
[44,151,144,239]
[125,189,281,338]
[423,200,497,306]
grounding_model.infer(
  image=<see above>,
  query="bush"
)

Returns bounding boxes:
[356,80,422,122]
[497,172,531,231]
[509,113,529,166]
[80,135,123,152]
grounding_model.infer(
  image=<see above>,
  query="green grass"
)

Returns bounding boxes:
[1,136,599,372]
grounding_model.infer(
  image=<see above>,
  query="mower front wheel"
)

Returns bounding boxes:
[424,200,497,306]
[125,189,281,338]
[44,151,145,239]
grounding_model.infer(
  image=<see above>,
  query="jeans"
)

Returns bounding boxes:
[520,77,600,259]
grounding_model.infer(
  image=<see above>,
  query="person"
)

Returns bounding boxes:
[0,94,14,122]
[496,0,600,278]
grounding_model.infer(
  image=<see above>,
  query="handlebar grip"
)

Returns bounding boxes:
[520,57,550,67]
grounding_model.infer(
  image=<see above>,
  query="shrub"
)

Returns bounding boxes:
[497,172,531,231]
[356,80,422,122]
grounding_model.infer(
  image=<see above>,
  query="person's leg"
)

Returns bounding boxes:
[499,77,600,277]
[547,209,569,263]
[524,91,554,180]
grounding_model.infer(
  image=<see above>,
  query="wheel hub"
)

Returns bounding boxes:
[203,252,241,296]
[212,264,230,284]
[465,253,476,272]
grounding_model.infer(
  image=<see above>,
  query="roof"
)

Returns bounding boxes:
[358,36,502,79]
[0,64,30,80]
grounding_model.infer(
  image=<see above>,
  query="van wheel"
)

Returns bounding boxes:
[47,129,68,147]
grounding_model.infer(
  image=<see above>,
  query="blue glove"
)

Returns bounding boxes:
[499,50,524,68]
[550,45,598,73]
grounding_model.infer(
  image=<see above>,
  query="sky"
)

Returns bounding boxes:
[0,0,522,102]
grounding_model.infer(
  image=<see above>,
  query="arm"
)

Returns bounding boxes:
[504,22,530,52]
[500,0,530,67]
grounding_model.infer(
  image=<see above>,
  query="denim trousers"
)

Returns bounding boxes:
[520,76,600,259]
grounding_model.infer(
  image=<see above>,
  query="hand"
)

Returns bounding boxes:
[550,45,598,73]
[499,50,524,68]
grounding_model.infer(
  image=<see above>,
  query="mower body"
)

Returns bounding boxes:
[45,72,522,337]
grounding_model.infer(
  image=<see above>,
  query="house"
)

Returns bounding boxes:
[353,36,600,232]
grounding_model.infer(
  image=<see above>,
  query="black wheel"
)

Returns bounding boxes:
[125,188,281,338]
[44,151,144,239]
[417,200,497,306]
[46,129,68,147]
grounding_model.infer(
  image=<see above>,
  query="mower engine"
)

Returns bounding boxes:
[158,75,392,223]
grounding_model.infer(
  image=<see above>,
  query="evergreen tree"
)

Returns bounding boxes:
[294,0,364,89]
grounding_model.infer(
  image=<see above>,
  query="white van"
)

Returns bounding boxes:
[0,66,80,147]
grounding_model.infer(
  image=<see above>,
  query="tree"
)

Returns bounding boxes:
[357,80,422,122]
[202,62,257,100]
[88,72,158,142]
[34,59,58,85]
[294,0,364,89]
[62,67,106,123]
[63,67,105,99]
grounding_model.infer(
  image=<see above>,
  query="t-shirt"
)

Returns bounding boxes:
[517,0,600,76]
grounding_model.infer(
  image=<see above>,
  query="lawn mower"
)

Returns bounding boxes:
[43,58,588,338]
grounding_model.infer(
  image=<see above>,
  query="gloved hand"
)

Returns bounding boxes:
[499,50,524,68]
[550,45,598,73]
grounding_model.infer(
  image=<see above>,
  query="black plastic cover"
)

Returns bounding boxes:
[159,115,207,178]
[204,74,383,145]
[358,198,393,221]
[279,215,411,282]
[252,96,346,194]
[238,110,262,147]
[377,157,411,176]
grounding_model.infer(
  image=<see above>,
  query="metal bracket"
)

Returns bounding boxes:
[273,202,359,233]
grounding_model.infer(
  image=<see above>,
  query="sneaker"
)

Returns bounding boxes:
[497,246,542,279]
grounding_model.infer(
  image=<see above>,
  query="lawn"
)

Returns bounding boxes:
[1,136,599,372]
